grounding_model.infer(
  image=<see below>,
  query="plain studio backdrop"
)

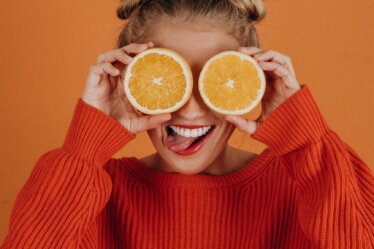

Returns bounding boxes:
[0,0,373,242]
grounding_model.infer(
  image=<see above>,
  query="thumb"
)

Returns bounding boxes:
[145,113,172,130]
[123,113,171,134]
[224,115,260,135]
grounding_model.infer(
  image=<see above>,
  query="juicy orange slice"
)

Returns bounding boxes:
[198,51,266,115]
[123,48,193,114]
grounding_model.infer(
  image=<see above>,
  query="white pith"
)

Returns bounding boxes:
[169,125,212,138]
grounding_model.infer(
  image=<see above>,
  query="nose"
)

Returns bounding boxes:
[174,87,208,120]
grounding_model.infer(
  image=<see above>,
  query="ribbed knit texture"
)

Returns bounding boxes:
[1,84,373,249]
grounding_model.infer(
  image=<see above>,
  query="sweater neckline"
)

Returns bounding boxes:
[124,148,273,188]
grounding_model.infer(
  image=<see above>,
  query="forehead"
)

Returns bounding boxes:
[148,21,240,68]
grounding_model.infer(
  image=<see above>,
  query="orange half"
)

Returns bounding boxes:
[123,48,193,114]
[198,51,266,115]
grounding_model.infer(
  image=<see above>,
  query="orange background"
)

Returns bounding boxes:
[1,0,373,242]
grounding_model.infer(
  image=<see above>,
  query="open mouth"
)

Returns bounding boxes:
[164,125,216,155]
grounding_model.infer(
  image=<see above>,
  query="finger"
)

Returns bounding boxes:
[254,50,285,62]
[96,49,133,64]
[258,61,294,85]
[112,61,127,76]
[146,113,172,129]
[238,46,263,56]
[224,115,259,135]
[110,72,126,97]
[132,113,172,133]
[121,42,153,55]
[108,73,122,96]
[254,50,296,77]
[90,62,120,77]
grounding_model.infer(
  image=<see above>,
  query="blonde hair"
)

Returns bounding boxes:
[115,0,266,49]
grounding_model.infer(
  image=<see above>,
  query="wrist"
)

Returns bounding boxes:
[63,98,135,166]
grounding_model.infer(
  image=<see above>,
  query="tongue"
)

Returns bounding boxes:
[165,133,197,152]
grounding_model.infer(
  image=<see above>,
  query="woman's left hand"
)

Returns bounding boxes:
[223,47,302,135]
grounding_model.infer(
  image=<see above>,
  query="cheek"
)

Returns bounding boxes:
[147,128,163,146]
[213,112,233,130]
[220,119,236,139]
[211,118,236,144]
[224,124,236,139]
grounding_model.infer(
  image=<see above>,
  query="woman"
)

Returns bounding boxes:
[1,0,373,248]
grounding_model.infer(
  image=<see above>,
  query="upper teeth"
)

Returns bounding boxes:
[169,126,212,138]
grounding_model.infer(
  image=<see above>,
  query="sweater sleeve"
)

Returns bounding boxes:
[0,98,136,249]
[251,84,374,248]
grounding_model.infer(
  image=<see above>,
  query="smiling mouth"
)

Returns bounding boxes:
[163,124,216,155]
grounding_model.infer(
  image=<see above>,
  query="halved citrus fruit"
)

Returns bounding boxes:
[198,51,266,115]
[123,48,193,114]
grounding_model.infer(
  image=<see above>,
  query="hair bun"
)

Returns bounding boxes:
[116,0,143,20]
[228,0,266,24]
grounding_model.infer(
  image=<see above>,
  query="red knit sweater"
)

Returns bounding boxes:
[1,84,373,249]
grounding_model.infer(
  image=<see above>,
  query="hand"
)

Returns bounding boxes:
[82,42,171,134]
[224,47,302,135]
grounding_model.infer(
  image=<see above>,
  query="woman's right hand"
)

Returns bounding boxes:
[82,42,171,134]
